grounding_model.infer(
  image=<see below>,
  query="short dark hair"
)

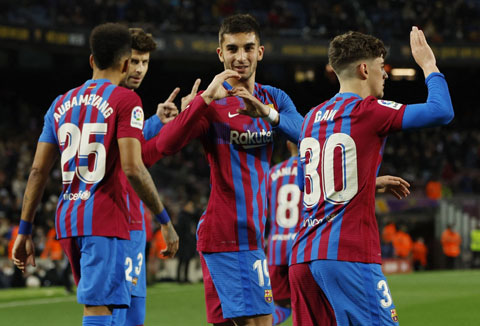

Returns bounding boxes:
[218,14,261,45]
[89,23,132,70]
[328,31,387,74]
[129,28,157,53]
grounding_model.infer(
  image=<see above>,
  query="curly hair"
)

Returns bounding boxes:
[90,23,131,70]
[129,28,157,53]
[328,31,387,74]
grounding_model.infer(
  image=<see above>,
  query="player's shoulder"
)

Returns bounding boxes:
[255,83,288,98]
[111,85,141,101]
[359,96,403,111]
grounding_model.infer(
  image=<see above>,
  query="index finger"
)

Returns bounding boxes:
[190,78,201,96]
[166,87,180,103]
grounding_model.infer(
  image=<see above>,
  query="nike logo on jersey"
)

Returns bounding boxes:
[228,112,239,118]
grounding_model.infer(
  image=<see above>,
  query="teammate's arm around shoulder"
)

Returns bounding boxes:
[402,26,454,129]
[119,137,179,257]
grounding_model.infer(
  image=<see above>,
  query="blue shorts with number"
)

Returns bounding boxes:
[126,230,147,298]
[202,249,275,319]
[62,236,131,308]
[309,260,399,326]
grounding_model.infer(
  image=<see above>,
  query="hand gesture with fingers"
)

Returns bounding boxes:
[157,88,180,124]
[181,78,201,111]
[410,26,440,77]
[230,86,271,118]
[201,70,240,105]
[376,175,410,199]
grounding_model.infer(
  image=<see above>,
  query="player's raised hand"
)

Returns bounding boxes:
[201,70,240,105]
[230,86,271,119]
[160,222,179,258]
[376,175,410,199]
[410,26,440,77]
[12,234,36,272]
[157,87,180,124]
[181,78,201,112]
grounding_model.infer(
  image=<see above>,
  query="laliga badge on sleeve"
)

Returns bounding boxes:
[377,100,403,110]
[131,106,144,129]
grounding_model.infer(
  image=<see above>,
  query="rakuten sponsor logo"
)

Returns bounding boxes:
[63,190,91,201]
[230,129,273,148]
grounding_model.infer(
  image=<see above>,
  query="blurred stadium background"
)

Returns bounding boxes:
[1,0,480,324]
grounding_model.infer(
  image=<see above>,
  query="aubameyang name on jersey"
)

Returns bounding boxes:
[54,94,113,122]
[314,109,338,123]
[271,166,297,182]
[230,129,273,148]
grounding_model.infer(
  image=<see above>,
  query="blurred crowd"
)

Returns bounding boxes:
[1,0,480,42]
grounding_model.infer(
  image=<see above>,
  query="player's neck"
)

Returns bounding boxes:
[338,79,370,99]
[92,69,123,86]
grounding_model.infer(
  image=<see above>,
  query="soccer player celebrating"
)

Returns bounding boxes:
[11,23,178,326]
[267,142,410,325]
[143,14,304,326]
[289,27,453,325]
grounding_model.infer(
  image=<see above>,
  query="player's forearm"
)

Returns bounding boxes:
[402,73,454,129]
[21,167,50,223]
[156,95,208,157]
[124,164,164,215]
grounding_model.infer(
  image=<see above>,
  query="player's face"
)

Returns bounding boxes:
[367,57,388,98]
[124,50,150,90]
[217,32,264,82]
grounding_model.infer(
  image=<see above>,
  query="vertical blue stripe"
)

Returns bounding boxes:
[230,144,249,249]
[140,201,146,231]
[258,148,269,249]
[247,150,261,249]
[327,98,357,260]
[294,108,317,264]
[269,165,278,266]
[238,251,255,313]
[58,89,75,238]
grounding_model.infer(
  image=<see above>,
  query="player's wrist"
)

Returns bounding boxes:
[262,107,279,124]
[18,220,33,235]
[155,210,171,225]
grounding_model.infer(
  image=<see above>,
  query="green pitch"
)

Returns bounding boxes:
[0,270,479,325]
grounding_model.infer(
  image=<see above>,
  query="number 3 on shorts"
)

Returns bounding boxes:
[377,280,393,308]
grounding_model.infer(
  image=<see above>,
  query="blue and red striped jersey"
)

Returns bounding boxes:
[290,93,406,265]
[267,156,303,266]
[38,79,144,240]
[144,83,303,252]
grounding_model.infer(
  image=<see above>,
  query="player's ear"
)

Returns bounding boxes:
[257,45,265,62]
[217,47,224,63]
[89,55,95,69]
[358,62,368,80]
[121,58,129,73]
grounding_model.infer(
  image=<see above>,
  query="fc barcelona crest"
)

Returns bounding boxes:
[264,289,273,303]
[390,308,399,322]
[132,277,138,286]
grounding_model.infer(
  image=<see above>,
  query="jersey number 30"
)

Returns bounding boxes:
[300,133,358,207]
[58,123,107,184]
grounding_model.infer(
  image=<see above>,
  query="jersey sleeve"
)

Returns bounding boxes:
[142,94,210,164]
[116,90,144,141]
[269,88,304,142]
[143,114,163,141]
[38,95,61,144]
[402,72,454,129]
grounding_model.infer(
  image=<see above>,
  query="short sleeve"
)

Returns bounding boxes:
[116,90,144,141]
[38,95,61,144]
